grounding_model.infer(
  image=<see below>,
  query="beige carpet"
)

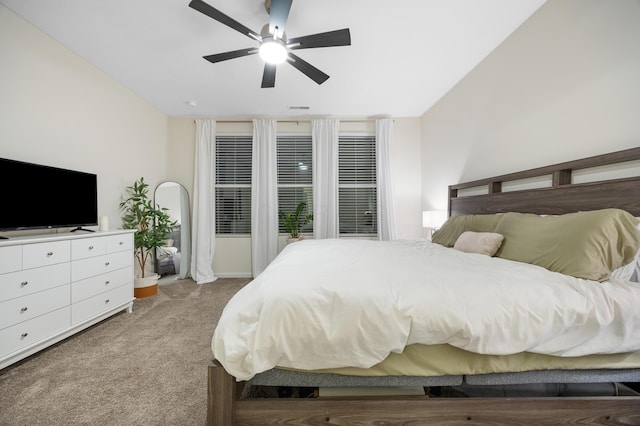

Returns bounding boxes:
[0,277,250,426]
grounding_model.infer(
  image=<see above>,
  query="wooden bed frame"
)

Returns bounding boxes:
[207,147,640,425]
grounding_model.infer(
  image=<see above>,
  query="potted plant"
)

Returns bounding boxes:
[279,201,313,243]
[119,177,176,298]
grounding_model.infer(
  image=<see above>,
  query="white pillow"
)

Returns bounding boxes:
[610,220,640,282]
[611,247,640,281]
[454,231,504,257]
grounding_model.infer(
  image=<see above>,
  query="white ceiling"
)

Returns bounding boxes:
[1,0,546,118]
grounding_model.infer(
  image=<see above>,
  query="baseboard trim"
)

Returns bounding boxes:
[215,272,253,279]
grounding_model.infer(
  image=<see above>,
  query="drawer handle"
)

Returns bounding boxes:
[105,280,110,285]
[119,241,124,245]
[89,246,94,250]
[47,251,54,257]
[105,299,110,304]
[105,262,110,266]
[21,333,28,339]
[21,281,28,287]
[21,307,28,313]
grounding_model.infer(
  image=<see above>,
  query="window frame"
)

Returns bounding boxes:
[214,133,253,236]
[337,133,378,237]
[212,124,378,238]
[276,133,314,236]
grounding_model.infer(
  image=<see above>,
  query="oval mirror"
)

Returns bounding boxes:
[154,182,191,280]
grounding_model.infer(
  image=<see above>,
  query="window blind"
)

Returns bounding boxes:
[338,135,377,236]
[215,136,252,234]
[277,135,313,234]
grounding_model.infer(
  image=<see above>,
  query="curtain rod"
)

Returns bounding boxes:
[192,119,390,124]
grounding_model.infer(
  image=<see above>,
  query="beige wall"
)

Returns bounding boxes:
[0,5,169,237]
[392,118,423,238]
[167,117,422,277]
[166,117,196,196]
[421,0,640,212]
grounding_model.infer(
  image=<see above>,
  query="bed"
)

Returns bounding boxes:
[207,147,640,425]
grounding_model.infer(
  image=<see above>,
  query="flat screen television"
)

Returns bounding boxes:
[0,157,98,232]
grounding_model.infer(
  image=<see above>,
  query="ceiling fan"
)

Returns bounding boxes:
[188,0,351,88]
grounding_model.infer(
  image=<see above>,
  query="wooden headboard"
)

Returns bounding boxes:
[449,147,640,217]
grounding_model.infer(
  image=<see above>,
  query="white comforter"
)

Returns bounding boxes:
[212,239,640,380]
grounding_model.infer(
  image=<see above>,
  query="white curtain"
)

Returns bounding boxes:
[312,119,340,239]
[376,118,397,241]
[190,119,217,284]
[251,119,279,276]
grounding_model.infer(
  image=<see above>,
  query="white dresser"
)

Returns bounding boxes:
[0,230,135,369]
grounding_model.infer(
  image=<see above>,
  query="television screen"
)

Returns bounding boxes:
[0,158,98,231]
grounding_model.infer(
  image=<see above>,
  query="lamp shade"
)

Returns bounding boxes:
[422,210,447,229]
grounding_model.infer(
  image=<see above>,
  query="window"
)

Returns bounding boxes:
[338,135,377,236]
[277,135,313,234]
[215,136,252,234]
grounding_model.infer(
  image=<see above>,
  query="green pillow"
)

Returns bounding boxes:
[432,214,504,247]
[494,209,640,281]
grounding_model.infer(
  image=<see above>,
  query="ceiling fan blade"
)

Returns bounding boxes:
[288,28,351,50]
[203,48,257,64]
[287,53,329,85]
[268,0,293,39]
[189,0,261,41]
[261,64,277,88]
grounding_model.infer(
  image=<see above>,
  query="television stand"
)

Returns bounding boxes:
[70,227,95,233]
[0,230,135,370]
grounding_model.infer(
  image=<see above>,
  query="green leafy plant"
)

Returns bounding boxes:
[279,201,313,239]
[119,177,177,278]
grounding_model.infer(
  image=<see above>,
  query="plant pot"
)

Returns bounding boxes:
[287,237,302,244]
[134,274,159,298]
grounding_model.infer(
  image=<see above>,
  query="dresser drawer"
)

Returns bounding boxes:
[71,283,132,325]
[0,307,70,357]
[106,234,133,253]
[0,284,70,330]
[22,241,70,269]
[71,250,134,282]
[71,237,107,260]
[0,246,22,274]
[0,263,70,302]
[71,266,133,303]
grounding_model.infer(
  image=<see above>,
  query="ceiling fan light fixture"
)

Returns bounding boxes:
[259,38,288,64]
[189,0,351,87]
